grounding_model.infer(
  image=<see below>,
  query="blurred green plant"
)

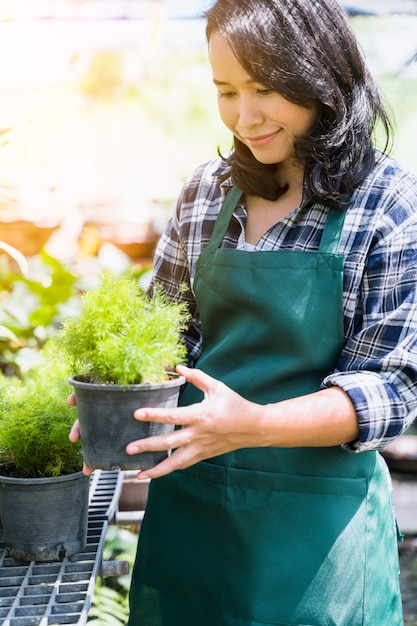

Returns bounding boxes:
[87,581,129,626]
[0,248,79,377]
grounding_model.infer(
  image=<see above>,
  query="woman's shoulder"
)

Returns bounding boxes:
[342,153,417,258]
[338,153,417,259]
[368,152,417,206]
[180,156,231,204]
[170,156,232,239]
[350,152,417,228]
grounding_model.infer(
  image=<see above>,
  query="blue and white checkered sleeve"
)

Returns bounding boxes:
[323,203,417,452]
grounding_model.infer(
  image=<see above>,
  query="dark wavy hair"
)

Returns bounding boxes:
[205,0,393,206]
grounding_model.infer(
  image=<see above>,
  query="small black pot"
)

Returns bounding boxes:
[69,374,185,471]
[0,469,89,562]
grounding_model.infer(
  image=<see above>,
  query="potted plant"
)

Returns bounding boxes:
[55,271,189,471]
[0,367,89,562]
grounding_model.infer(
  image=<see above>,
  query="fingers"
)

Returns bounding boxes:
[127,367,230,479]
[69,419,81,442]
[176,364,217,395]
[126,424,198,480]
[133,404,196,425]
[136,443,202,480]
[68,393,77,407]
[126,425,190,456]
[82,463,94,477]
[132,366,219,425]
[69,419,94,475]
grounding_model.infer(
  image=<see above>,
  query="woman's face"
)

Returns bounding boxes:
[209,32,318,170]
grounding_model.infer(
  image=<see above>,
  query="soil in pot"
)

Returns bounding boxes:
[70,374,185,471]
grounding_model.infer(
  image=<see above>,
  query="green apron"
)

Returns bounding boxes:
[128,187,403,626]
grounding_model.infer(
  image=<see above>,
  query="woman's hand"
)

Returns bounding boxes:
[126,364,263,480]
[68,394,95,477]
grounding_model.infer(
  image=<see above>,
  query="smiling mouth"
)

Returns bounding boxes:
[243,130,281,148]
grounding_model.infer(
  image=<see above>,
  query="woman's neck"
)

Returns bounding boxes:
[245,185,302,245]
[244,165,304,245]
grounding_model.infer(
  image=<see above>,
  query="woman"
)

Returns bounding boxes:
[76,0,417,623]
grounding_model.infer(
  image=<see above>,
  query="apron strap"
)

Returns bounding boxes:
[207,186,243,250]
[319,206,348,254]
[208,185,347,255]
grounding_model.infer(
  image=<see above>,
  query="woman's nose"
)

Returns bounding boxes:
[238,97,263,129]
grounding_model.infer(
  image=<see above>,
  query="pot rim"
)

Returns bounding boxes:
[0,469,87,485]
[68,373,186,392]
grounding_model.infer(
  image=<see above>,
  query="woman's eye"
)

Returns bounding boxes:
[218,90,236,99]
[257,88,273,95]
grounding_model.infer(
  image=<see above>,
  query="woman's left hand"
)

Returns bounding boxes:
[126,364,263,479]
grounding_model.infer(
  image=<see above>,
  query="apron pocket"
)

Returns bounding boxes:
[221,465,367,625]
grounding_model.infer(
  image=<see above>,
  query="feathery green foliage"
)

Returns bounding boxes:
[0,368,83,478]
[56,271,190,385]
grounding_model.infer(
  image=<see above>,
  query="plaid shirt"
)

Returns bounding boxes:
[150,151,417,452]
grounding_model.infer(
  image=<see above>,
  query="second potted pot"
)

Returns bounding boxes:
[0,371,89,561]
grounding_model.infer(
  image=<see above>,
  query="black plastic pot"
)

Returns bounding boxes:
[69,374,185,471]
[0,470,89,562]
